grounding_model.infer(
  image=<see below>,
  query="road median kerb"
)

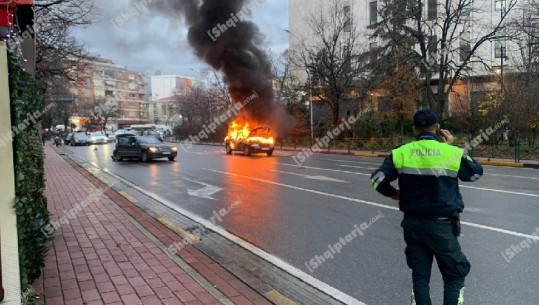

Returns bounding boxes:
[478,161,524,168]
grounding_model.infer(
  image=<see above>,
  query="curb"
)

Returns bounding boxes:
[478,161,524,168]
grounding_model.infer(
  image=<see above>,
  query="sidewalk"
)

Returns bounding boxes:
[34,145,272,305]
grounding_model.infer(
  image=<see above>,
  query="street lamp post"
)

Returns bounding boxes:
[310,98,314,142]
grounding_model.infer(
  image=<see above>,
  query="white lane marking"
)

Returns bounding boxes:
[485,173,539,180]
[270,170,349,183]
[187,185,222,200]
[277,163,371,176]
[462,222,539,241]
[319,158,381,165]
[209,169,539,241]
[209,169,399,211]
[337,164,377,170]
[460,185,539,198]
[68,152,367,305]
[280,163,539,198]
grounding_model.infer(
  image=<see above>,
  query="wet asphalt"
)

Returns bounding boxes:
[62,143,539,305]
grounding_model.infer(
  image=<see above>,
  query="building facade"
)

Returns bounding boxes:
[71,58,149,130]
[149,75,194,125]
[289,0,527,114]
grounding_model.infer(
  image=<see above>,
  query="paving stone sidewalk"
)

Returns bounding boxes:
[33,145,273,305]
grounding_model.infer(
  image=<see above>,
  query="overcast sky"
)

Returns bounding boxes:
[72,0,289,78]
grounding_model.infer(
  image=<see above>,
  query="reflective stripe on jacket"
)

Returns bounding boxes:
[371,133,484,218]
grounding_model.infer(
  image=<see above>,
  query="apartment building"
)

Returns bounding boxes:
[289,0,528,114]
[71,58,149,129]
[149,75,195,125]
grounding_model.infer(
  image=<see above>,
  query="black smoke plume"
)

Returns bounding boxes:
[143,0,292,133]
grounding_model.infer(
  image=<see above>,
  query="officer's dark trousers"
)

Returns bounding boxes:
[401,216,471,305]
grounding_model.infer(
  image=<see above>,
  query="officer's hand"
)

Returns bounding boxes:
[440,129,454,144]
[391,190,400,201]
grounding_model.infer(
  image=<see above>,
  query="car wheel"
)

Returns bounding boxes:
[117,156,124,161]
[141,151,148,162]
[266,150,273,157]
[168,156,175,161]
[225,145,232,155]
[243,145,251,156]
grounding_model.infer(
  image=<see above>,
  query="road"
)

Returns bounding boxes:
[62,143,539,305]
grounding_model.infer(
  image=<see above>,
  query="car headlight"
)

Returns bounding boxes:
[171,147,177,152]
[149,147,159,153]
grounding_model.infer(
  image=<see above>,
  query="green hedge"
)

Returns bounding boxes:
[8,52,52,296]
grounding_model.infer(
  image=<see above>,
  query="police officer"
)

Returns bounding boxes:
[370,109,483,305]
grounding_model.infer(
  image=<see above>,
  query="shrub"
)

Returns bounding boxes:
[8,52,52,295]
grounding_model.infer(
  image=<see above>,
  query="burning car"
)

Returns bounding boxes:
[225,121,275,156]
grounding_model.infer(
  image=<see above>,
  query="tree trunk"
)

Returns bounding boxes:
[332,102,340,125]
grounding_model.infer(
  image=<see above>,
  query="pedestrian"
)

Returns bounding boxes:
[370,109,483,305]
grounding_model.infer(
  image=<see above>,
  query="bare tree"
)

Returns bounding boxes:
[77,96,119,131]
[34,0,95,85]
[291,0,370,125]
[368,35,419,135]
[502,0,539,144]
[201,68,233,109]
[371,0,517,118]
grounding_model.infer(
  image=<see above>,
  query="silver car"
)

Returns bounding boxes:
[88,133,108,145]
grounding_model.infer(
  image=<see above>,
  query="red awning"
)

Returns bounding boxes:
[0,0,33,27]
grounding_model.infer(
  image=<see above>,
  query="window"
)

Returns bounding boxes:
[377,97,392,112]
[369,1,377,25]
[460,32,471,61]
[494,30,506,58]
[428,0,437,20]
[427,35,437,55]
[461,4,471,17]
[344,5,352,32]
[494,40,506,58]
[369,42,378,63]
[495,0,506,11]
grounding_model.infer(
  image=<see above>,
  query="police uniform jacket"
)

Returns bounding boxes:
[371,132,484,218]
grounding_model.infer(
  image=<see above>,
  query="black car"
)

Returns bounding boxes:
[64,133,74,145]
[112,135,177,162]
[70,133,90,146]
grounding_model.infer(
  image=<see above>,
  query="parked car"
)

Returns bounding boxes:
[88,132,108,145]
[142,130,164,141]
[64,133,74,145]
[70,133,90,146]
[112,135,177,162]
[225,126,275,156]
[104,132,115,143]
[114,129,130,136]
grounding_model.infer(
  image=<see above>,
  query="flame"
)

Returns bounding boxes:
[225,120,275,145]
[226,120,251,141]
